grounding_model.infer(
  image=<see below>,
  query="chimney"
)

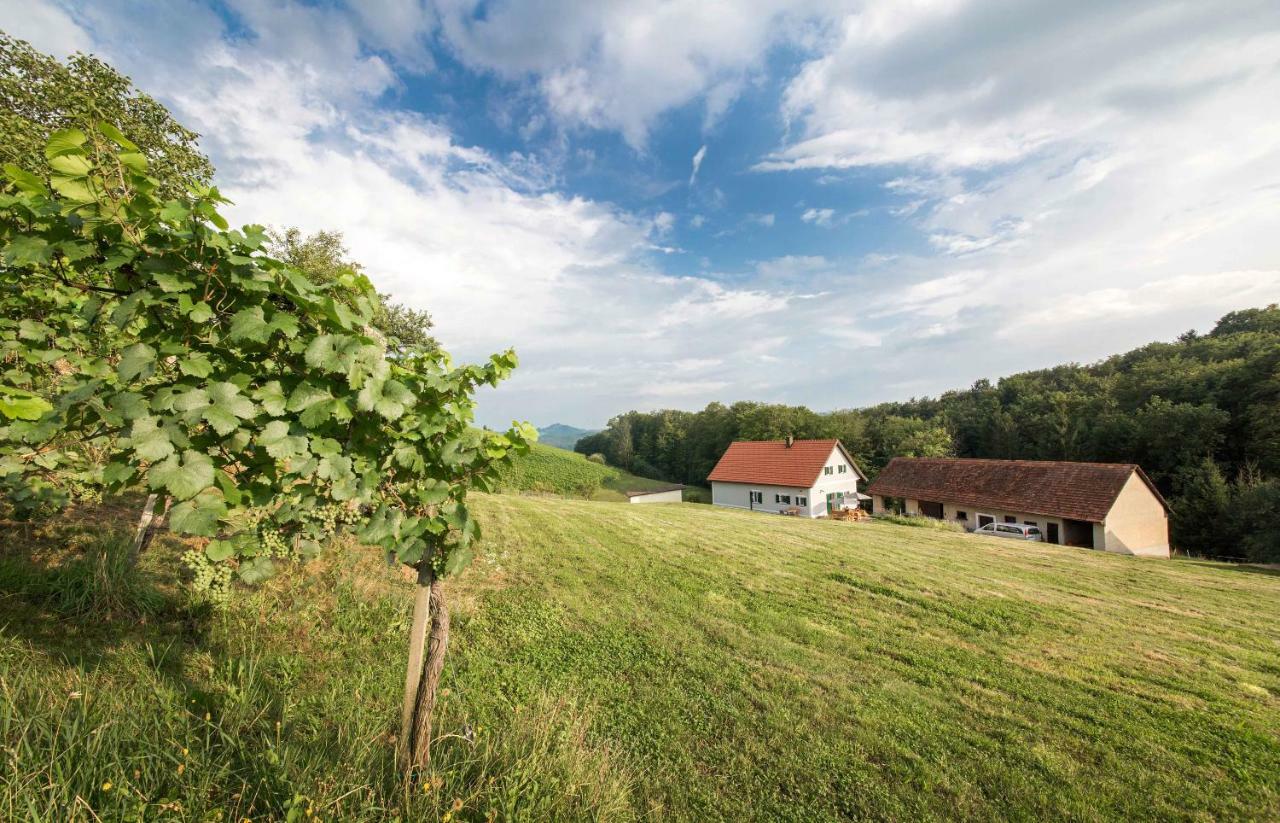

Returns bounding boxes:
[785,435,794,448]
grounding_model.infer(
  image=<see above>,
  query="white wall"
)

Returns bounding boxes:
[628,489,683,504]
[1101,473,1170,557]
[711,482,819,517]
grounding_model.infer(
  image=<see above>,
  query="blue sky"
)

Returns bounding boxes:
[6,0,1280,428]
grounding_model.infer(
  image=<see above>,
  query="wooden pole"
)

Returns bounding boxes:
[411,578,450,768]
[130,494,158,562]
[399,562,433,774]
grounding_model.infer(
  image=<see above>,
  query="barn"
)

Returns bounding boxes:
[866,457,1170,557]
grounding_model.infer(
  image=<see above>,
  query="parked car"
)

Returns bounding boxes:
[975,522,1043,541]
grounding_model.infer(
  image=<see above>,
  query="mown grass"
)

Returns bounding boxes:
[493,442,705,503]
[2,495,1279,820]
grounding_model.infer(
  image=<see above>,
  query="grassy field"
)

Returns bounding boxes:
[493,442,704,502]
[2,495,1279,820]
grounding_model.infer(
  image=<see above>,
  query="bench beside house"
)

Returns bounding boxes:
[708,438,867,518]
[866,457,1170,557]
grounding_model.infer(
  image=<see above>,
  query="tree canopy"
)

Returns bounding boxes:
[0,34,213,199]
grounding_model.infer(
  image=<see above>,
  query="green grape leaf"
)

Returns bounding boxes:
[149,449,215,500]
[117,343,157,381]
[237,556,277,584]
[128,416,175,462]
[3,236,53,266]
[180,353,213,378]
[188,301,215,323]
[252,381,287,416]
[258,420,309,460]
[228,306,270,343]
[0,387,52,420]
[168,489,226,537]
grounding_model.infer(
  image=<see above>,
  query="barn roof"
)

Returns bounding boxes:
[707,439,866,487]
[865,457,1168,523]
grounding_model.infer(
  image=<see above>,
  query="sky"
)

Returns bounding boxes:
[5,0,1280,429]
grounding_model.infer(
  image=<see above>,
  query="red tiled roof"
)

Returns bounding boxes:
[865,457,1168,523]
[707,439,864,487]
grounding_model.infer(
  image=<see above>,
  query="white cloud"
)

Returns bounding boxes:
[0,0,93,55]
[16,0,1280,425]
[430,0,839,147]
[801,207,835,226]
[689,144,707,186]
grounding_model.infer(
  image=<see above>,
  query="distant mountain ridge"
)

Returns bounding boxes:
[536,423,599,451]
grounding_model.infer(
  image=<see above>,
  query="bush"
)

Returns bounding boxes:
[586,453,606,465]
[873,513,966,532]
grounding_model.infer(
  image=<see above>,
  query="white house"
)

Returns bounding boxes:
[708,437,867,518]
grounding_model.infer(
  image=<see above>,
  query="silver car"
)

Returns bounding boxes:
[975,522,1043,541]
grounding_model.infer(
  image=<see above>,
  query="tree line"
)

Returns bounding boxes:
[576,307,1280,562]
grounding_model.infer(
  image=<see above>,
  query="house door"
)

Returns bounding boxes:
[1046,522,1060,544]
[977,514,994,528]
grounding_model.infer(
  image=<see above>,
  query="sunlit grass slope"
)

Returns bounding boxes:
[2,494,1278,821]
[460,496,1280,820]
[493,441,690,501]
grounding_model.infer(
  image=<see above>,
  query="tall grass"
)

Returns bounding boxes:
[872,512,967,532]
[0,531,164,620]
[0,538,637,822]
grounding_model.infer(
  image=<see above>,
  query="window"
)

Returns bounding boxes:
[781,495,791,504]
[1004,516,1017,524]
[775,493,781,503]
[997,524,1019,534]
[838,464,847,474]
[823,466,833,476]
[956,511,968,521]
[1024,520,1038,528]
[797,496,807,506]
[750,491,763,504]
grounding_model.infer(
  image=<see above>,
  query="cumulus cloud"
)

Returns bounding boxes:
[16,0,1280,424]
[429,0,837,147]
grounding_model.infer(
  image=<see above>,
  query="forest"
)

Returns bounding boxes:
[576,307,1280,562]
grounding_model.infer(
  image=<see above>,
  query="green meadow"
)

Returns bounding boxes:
[3,494,1278,821]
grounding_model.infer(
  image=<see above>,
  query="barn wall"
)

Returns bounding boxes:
[1101,473,1171,557]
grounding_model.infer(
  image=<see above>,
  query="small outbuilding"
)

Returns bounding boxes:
[625,484,685,504]
[866,457,1170,557]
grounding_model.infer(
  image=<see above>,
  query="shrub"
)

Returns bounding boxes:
[873,513,966,532]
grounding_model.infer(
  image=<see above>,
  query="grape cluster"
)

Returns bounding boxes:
[304,501,361,536]
[260,528,291,558]
[181,548,232,604]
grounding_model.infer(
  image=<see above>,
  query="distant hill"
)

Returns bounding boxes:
[536,423,599,451]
